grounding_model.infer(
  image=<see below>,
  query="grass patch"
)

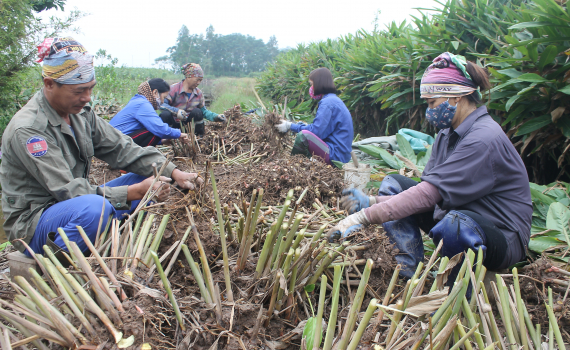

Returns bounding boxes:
[206,77,271,112]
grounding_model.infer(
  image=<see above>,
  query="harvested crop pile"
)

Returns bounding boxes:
[3,105,570,350]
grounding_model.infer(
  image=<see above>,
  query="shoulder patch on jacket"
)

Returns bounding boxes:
[26,136,48,157]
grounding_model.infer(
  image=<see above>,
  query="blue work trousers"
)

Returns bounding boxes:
[26,173,146,257]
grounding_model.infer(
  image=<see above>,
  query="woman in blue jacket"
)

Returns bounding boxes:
[110,78,189,147]
[275,68,354,164]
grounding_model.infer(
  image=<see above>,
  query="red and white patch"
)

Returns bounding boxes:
[26,136,48,157]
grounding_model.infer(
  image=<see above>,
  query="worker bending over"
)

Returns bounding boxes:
[330,52,532,279]
[0,38,203,257]
[275,68,353,164]
[110,78,190,147]
[160,63,226,136]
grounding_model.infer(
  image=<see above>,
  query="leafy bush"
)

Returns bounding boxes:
[257,0,570,183]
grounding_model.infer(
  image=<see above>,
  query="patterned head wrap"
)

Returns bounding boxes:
[420,52,482,100]
[181,63,204,78]
[138,81,159,109]
[36,37,95,85]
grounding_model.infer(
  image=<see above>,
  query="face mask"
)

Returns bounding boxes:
[425,99,457,129]
[156,96,162,106]
[309,86,323,100]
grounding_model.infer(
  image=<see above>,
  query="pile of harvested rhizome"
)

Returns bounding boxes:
[1,105,569,350]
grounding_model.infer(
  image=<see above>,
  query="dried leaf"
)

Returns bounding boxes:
[278,270,289,296]
[436,252,463,290]
[551,106,566,123]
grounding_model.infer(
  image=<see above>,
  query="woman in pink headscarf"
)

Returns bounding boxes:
[331,52,532,281]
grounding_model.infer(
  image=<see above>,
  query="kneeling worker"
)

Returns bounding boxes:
[160,63,226,136]
[0,37,203,257]
[110,78,190,147]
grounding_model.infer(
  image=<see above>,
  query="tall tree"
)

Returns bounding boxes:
[156,26,280,77]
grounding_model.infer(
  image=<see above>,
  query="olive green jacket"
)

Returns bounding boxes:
[0,89,176,252]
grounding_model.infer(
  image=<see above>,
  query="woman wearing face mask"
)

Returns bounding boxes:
[110,78,189,147]
[160,63,226,136]
[329,52,532,279]
[275,67,354,164]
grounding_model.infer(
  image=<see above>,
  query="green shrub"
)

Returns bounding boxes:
[257,0,570,183]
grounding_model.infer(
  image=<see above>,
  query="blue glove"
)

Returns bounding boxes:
[340,188,370,214]
[297,121,308,126]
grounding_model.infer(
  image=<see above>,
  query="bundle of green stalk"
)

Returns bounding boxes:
[0,228,136,349]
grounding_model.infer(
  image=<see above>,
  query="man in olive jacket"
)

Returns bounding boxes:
[1,37,202,255]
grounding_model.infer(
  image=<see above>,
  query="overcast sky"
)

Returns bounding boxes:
[40,0,439,68]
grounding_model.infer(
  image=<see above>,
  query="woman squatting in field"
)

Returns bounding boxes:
[275,67,354,164]
[329,52,533,280]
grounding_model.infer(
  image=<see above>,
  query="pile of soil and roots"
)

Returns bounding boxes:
[4,106,570,350]
[196,105,291,159]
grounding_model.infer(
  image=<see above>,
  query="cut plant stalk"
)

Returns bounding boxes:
[185,207,221,321]
[323,265,342,350]
[338,259,373,350]
[56,263,123,343]
[373,264,401,331]
[163,225,192,277]
[143,214,170,266]
[238,188,264,271]
[69,241,124,322]
[512,268,529,350]
[307,242,349,286]
[181,244,212,304]
[450,320,480,350]
[0,307,68,347]
[255,222,278,279]
[14,276,83,346]
[77,225,127,301]
[546,287,565,350]
[312,275,327,350]
[131,214,155,270]
[43,259,96,337]
[347,298,378,350]
[277,249,295,306]
[496,275,518,350]
[150,251,186,331]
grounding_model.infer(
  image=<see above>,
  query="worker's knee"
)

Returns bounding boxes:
[188,108,203,122]
[77,195,115,226]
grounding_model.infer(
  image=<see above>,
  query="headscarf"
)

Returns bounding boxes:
[181,63,204,78]
[420,52,482,100]
[36,37,95,85]
[138,81,159,109]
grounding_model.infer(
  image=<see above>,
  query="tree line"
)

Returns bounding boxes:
[155,25,280,77]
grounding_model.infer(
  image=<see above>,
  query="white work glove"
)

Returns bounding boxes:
[326,211,369,242]
[177,109,188,120]
[275,120,292,133]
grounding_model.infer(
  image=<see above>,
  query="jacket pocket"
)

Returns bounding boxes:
[5,196,28,209]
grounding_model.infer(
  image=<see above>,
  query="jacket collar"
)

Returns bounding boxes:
[38,89,63,127]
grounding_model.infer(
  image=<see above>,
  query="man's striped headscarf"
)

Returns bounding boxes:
[36,37,95,85]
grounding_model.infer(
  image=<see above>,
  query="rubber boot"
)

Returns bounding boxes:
[379,175,424,279]
[429,210,487,296]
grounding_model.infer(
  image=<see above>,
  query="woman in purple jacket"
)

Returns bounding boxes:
[330,53,532,279]
[275,68,354,164]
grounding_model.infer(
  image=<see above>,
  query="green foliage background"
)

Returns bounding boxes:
[257,0,570,184]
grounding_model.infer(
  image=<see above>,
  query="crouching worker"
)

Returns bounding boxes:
[328,52,532,279]
[0,38,204,258]
[274,68,353,165]
[110,78,190,147]
[160,63,226,136]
